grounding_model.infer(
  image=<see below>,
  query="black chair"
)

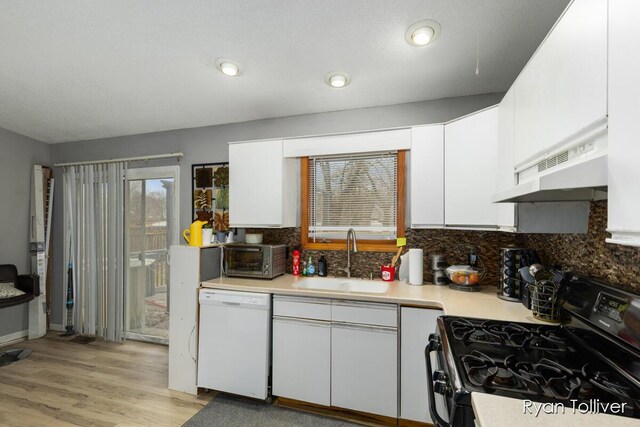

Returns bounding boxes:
[0,264,39,310]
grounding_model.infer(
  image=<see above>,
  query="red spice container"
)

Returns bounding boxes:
[292,249,301,276]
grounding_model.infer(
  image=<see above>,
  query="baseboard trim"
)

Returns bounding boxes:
[399,418,434,427]
[276,397,397,426]
[0,329,28,347]
[49,323,65,332]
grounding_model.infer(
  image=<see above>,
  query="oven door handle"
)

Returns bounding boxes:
[425,335,451,427]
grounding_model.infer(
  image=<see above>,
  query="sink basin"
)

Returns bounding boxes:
[293,277,389,294]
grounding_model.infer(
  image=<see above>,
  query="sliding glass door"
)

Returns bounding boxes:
[125,166,179,344]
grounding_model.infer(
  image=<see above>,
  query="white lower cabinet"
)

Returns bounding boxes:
[272,296,398,419]
[331,322,398,418]
[272,317,331,406]
[400,307,444,423]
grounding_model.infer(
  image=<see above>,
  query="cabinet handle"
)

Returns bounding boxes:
[331,322,397,333]
[273,316,330,327]
[274,295,331,305]
[332,300,396,311]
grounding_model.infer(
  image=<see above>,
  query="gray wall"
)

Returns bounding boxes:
[0,127,51,337]
[48,92,503,324]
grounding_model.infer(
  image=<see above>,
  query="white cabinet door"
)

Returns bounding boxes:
[229,140,299,227]
[284,129,411,157]
[607,0,640,247]
[410,125,444,228]
[272,317,331,406]
[229,140,283,227]
[331,323,397,418]
[444,107,501,228]
[513,0,607,167]
[400,307,444,423]
[496,90,516,229]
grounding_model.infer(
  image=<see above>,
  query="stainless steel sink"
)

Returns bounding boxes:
[293,277,389,294]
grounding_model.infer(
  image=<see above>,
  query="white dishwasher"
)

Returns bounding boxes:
[197,289,271,400]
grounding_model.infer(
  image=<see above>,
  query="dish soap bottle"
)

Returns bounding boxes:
[307,256,315,277]
[302,260,308,276]
[318,253,327,277]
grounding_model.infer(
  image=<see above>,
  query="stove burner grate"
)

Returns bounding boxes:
[582,364,635,400]
[506,356,582,400]
[450,319,568,351]
[461,351,531,393]
[460,350,585,399]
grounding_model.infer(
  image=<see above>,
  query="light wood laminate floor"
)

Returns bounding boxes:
[0,332,212,427]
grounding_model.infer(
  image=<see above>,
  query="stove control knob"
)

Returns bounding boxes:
[434,380,450,395]
[433,370,448,382]
[427,333,441,351]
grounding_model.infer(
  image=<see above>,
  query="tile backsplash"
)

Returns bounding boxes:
[247,227,519,286]
[520,201,640,293]
[249,201,640,293]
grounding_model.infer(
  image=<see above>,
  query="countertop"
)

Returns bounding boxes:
[472,393,639,427]
[200,274,638,427]
[201,274,544,323]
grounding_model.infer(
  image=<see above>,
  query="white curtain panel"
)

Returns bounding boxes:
[63,162,127,341]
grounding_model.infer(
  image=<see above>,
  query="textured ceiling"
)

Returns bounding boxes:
[0,0,570,143]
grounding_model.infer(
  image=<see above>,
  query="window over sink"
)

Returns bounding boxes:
[301,151,405,252]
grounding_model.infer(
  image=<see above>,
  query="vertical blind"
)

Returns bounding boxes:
[63,163,126,341]
[308,152,398,240]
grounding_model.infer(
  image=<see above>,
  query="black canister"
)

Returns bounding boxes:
[498,247,540,302]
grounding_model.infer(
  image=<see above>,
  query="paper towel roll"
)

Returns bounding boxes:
[408,249,424,285]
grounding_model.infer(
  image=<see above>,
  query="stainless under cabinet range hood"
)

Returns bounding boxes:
[493,150,608,204]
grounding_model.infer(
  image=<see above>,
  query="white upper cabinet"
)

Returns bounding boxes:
[229,140,299,228]
[284,129,411,158]
[410,125,444,228]
[513,0,608,168]
[444,106,501,228]
[607,0,640,247]
[496,89,517,229]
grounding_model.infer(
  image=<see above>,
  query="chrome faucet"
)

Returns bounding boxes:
[342,228,358,278]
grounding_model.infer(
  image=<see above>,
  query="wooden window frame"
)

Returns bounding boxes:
[300,150,406,253]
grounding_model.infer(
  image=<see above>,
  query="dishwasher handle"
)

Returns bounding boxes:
[199,289,271,309]
[425,334,451,427]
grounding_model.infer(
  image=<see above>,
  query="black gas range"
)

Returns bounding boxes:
[425,274,640,426]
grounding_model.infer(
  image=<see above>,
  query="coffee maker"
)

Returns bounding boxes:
[497,247,540,302]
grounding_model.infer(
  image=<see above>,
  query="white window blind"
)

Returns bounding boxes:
[308,152,398,241]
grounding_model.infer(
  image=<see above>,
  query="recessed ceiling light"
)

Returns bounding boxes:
[405,20,441,47]
[215,58,242,77]
[324,72,351,88]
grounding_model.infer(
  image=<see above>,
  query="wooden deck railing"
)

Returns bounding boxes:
[129,225,169,295]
